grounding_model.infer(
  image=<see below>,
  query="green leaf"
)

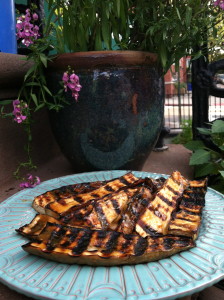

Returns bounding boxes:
[211,182,224,194]
[185,7,192,27]
[219,171,224,178]
[94,26,103,50]
[116,0,121,17]
[0,100,13,106]
[34,103,46,112]
[101,14,111,49]
[31,94,38,107]
[197,127,211,135]
[159,43,167,69]
[176,7,181,21]
[39,54,48,68]
[195,163,219,177]
[189,149,210,165]
[191,51,202,61]
[25,82,41,87]
[43,85,53,96]
[47,0,54,10]
[213,26,217,39]
[78,23,88,51]
[185,140,205,151]
[212,120,224,133]
[24,65,36,82]
[211,132,224,148]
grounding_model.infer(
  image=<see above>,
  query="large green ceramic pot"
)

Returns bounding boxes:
[47,51,164,172]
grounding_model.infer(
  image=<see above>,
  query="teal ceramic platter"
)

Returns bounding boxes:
[0,170,224,300]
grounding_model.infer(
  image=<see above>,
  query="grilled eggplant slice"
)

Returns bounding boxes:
[32,180,106,215]
[168,178,207,239]
[16,214,61,238]
[136,171,189,237]
[117,187,153,234]
[61,187,153,232]
[16,171,207,266]
[61,188,137,230]
[33,173,140,218]
[22,222,195,266]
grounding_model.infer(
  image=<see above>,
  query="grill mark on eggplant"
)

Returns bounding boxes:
[91,193,101,198]
[154,209,167,221]
[94,203,108,228]
[134,237,148,256]
[46,226,65,251]
[120,234,133,250]
[101,231,120,254]
[181,195,205,207]
[163,237,175,250]
[104,185,115,192]
[45,181,107,202]
[119,177,132,186]
[174,237,193,248]
[177,209,200,216]
[72,229,93,255]
[157,194,173,207]
[147,205,167,221]
[111,199,121,215]
[96,230,108,240]
[166,184,180,196]
[137,219,162,237]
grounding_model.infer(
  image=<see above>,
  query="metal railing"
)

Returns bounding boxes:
[164,88,224,130]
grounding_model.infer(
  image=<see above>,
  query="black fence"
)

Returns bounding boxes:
[164,89,224,131]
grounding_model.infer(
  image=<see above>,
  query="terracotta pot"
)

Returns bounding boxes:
[47,51,164,172]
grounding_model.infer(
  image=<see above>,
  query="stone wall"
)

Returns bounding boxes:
[0,52,62,184]
[0,52,33,100]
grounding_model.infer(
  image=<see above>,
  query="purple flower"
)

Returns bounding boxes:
[13,112,27,123]
[12,99,28,124]
[23,38,34,47]
[20,174,41,189]
[62,71,82,101]
[24,22,33,34]
[13,99,21,107]
[33,25,40,39]
[70,73,79,83]
[16,23,23,30]
[62,72,69,82]
[16,10,40,47]
[32,13,38,21]
[214,0,224,9]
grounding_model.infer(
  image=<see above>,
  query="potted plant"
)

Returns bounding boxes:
[1,0,224,186]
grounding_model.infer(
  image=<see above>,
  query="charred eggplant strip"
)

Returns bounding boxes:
[136,171,189,237]
[22,223,194,266]
[61,188,138,231]
[32,181,106,215]
[168,178,207,239]
[33,173,140,218]
[16,214,60,237]
[117,187,153,234]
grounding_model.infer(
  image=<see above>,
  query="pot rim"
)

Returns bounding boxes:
[48,50,159,70]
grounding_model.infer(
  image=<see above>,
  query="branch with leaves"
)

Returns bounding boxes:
[185,120,224,193]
